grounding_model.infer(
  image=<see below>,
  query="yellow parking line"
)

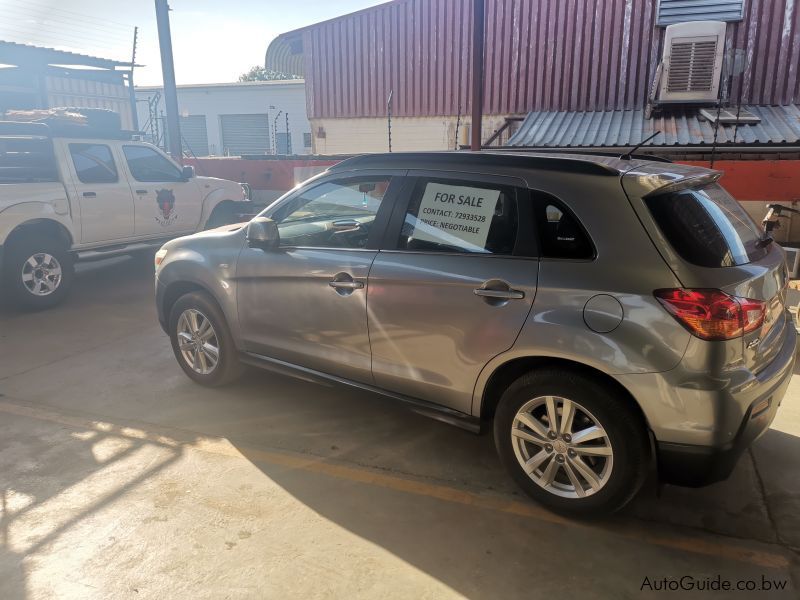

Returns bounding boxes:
[0,399,790,569]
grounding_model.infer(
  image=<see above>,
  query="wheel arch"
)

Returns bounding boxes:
[203,199,238,229]
[5,218,73,250]
[161,280,211,326]
[477,356,650,429]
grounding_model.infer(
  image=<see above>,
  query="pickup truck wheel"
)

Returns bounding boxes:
[3,237,73,310]
[168,291,245,386]
[494,368,649,516]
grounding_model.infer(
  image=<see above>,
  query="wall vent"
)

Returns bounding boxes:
[658,21,726,104]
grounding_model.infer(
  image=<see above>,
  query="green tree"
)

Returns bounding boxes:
[238,65,297,82]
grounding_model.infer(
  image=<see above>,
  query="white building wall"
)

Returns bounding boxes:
[135,80,311,156]
[310,115,513,154]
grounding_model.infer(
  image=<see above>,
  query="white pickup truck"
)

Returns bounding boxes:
[0,121,250,309]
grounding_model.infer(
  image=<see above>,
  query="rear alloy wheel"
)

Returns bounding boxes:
[168,291,245,386]
[511,396,613,498]
[494,368,649,516]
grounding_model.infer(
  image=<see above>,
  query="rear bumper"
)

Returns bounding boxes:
[656,324,796,487]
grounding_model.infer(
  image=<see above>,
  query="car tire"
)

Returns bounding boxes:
[493,368,650,516]
[168,291,245,387]
[2,235,74,310]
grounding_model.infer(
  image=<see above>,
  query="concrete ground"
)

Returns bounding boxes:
[1,256,799,599]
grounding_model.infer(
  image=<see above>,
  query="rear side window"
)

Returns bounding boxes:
[645,183,766,267]
[534,197,594,259]
[0,137,59,183]
[69,143,118,184]
[397,178,518,255]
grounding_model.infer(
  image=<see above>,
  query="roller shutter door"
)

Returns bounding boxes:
[180,115,209,156]
[220,114,270,156]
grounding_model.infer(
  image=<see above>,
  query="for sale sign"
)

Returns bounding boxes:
[410,182,500,251]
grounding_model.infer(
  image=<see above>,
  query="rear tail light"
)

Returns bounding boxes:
[654,288,765,341]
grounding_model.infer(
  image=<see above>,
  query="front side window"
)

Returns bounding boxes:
[269,176,391,249]
[397,178,518,255]
[123,145,183,182]
[645,183,767,267]
[69,143,117,184]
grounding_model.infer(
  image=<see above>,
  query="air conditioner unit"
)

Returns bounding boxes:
[657,21,726,104]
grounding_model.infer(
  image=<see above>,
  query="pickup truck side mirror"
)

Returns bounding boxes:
[181,165,195,180]
[246,217,280,250]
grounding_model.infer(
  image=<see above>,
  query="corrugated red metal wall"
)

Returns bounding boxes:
[301,0,800,118]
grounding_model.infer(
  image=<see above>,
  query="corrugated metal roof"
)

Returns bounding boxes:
[505,105,800,148]
[0,40,134,69]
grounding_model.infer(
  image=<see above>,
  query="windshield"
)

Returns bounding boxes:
[645,183,768,268]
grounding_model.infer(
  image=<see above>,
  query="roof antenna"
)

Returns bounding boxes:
[620,130,661,161]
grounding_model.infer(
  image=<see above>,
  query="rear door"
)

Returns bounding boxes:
[62,141,135,243]
[642,183,789,373]
[366,171,538,414]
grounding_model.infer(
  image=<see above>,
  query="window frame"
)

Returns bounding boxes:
[68,143,119,184]
[122,144,185,183]
[379,170,535,259]
[261,169,407,252]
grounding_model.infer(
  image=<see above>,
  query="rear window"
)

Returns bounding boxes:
[645,183,767,267]
[0,136,59,183]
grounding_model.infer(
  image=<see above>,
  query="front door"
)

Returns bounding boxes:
[120,144,203,236]
[367,173,538,415]
[236,173,401,383]
[64,142,135,243]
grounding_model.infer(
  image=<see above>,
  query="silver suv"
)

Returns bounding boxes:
[155,152,795,515]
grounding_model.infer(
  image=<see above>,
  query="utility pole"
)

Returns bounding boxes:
[470,0,485,151]
[128,26,139,131]
[155,0,182,161]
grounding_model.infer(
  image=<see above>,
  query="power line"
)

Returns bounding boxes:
[12,0,136,30]
[0,21,131,48]
[1,8,134,42]
[0,26,128,53]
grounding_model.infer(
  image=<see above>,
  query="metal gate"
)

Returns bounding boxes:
[220,114,270,156]
[180,115,209,156]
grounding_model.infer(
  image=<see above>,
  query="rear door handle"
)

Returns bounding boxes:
[329,280,364,290]
[82,191,96,198]
[135,189,148,195]
[474,288,525,300]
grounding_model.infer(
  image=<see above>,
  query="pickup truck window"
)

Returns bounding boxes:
[69,143,118,184]
[0,136,59,183]
[123,145,183,182]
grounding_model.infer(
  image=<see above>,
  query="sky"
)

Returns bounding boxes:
[0,0,387,85]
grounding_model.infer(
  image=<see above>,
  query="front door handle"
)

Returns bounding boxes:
[329,280,364,290]
[474,288,525,300]
[82,191,96,198]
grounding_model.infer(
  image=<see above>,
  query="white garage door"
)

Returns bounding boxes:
[180,115,209,156]
[220,114,271,156]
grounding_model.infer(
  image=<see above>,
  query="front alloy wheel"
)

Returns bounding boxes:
[511,396,613,498]
[176,308,220,375]
[21,252,63,296]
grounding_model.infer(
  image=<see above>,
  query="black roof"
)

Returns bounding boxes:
[328,151,635,176]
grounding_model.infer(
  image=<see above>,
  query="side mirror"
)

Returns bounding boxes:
[181,165,195,179]
[246,217,280,250]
